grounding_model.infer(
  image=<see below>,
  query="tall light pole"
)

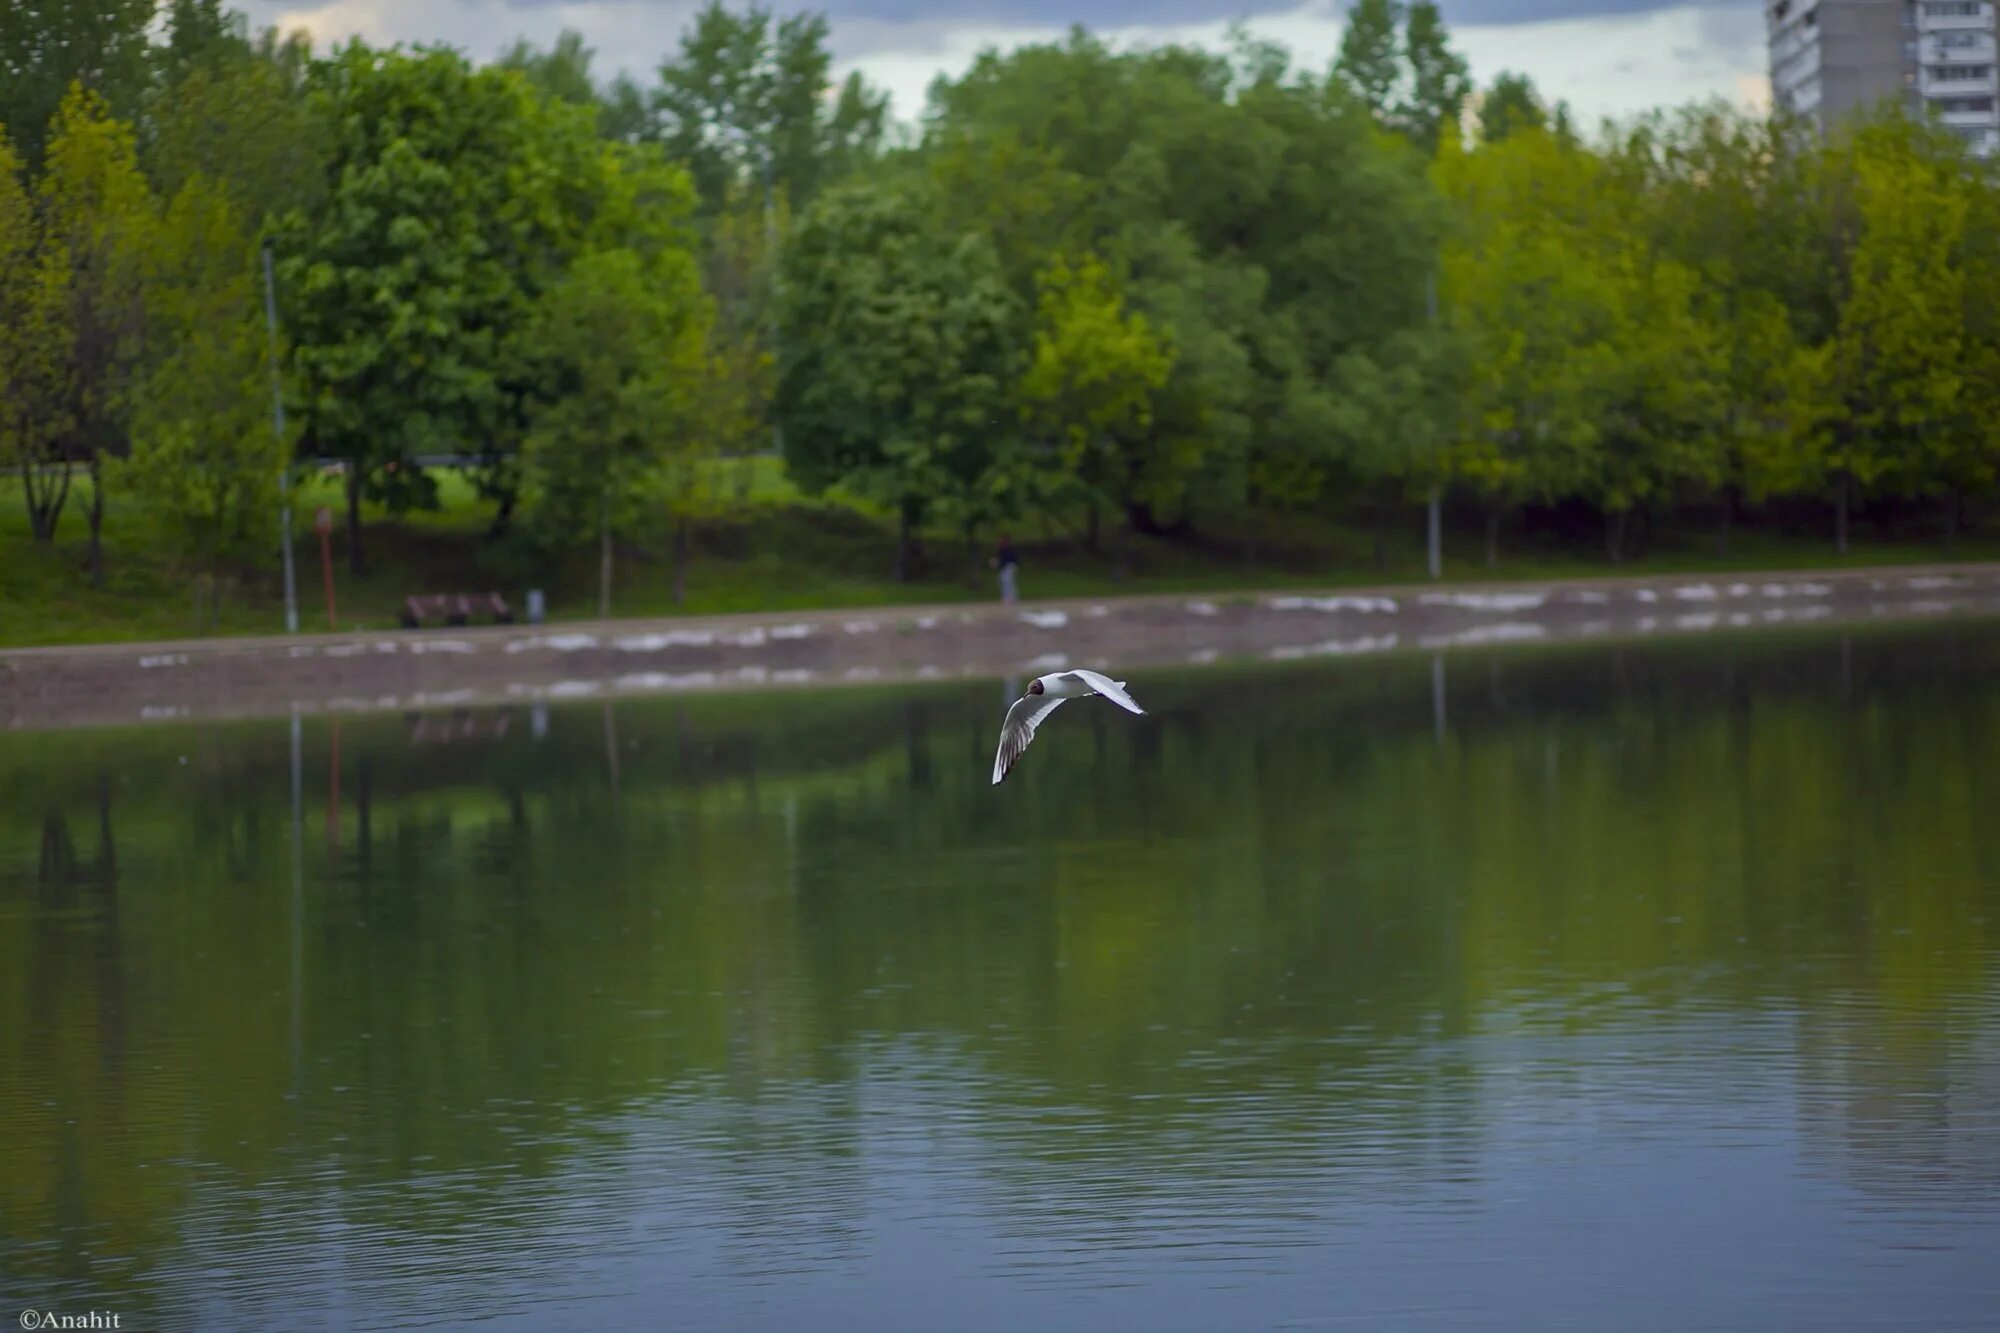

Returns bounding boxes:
[263,242,300,633]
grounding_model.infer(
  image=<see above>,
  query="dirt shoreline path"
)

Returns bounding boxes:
[6,564,2000,732]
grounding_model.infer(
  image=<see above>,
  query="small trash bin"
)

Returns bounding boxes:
[526,589,546,625]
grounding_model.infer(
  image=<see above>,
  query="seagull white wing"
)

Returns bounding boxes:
[1067,669,1145,715]
[991,693,1069,785]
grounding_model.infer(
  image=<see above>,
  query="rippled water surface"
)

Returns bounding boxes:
[5,623,2000,1330]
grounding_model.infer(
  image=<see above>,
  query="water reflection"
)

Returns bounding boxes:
[2,623,2000,1329]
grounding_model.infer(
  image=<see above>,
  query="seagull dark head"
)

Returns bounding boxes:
[1027,679,1044,696]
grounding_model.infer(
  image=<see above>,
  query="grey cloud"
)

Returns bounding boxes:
[488,0,1744,34]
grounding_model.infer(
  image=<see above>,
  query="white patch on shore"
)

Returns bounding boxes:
[1419,623,1544,649]
[140,705,190,720]
[844,666,881,681]
[734,665,769,684]
[137,654,189,669]
[772,669,816,684]
[615,630,715,650]
[513,634,597,653]
[1185,600,1219,616]
[1021,652,1069,672]
[1638,616,1660,631]
[1088,605,1111,618]
[1726,583,1754,598]
[727,628,767,648]
[1270,633,1399,660]
[1901,575,1964,591]
[1020,610,1068,629]
[1906,599,1955,615]
[1418,591,1546,613]
[324,643,367,658]
[771,623,814,640]
[547,680,601,698]
[374,641,398,654]
[1188,648,1220,665]
[1275,594,1398,613]
[1633,589,1660,603]
[1563,589,1611,605]
[1676,612,1720,631]
[288,645,318,659]
[914,617,939,631]
[842,619,880,634]
[1671,584,1719,601]
[410,639,473,654]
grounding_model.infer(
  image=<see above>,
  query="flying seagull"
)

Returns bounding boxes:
[991,669,1145,785]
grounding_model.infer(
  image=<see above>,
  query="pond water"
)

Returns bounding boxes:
[4,623,1999,1331]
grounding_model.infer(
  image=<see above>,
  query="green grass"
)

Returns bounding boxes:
[2,462,1996,649]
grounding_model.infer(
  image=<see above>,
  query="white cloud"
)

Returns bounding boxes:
[238,0,1770,130]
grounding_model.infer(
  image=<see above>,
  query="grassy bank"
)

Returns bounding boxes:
[3,462,1997,648]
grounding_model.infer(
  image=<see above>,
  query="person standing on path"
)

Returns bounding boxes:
[994,534,1019,604]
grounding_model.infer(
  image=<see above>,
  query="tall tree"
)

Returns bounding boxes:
[1477,71,1546,144]
[650,1,886,215]
[0,127,76,542]
[121,174,284,622]
[147,54,325,230]
[775,182,1024,581]
[1830,123,1968,553]
[519,243,709,619]
[1399,1,1470,154]
[1020,252,1175,559]
[496,29,600,110]
[40,84,156,588]
[276,45,600,571]
[1333,0,1405,118]
[1436,125,1615,563]
[0,0,156,167]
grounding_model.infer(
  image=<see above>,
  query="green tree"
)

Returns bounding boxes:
[649,1,886,215]
[519,245,709,618]
[277,45,599,571]
[0,127,76,542]
[1399,1,1470,154]
[1436,124,1615,563]
[496,29,600,111]
[120,174,284,624]
[0,0,156,168]
[40,84,156,589]
[147,55,325,231]
[775,183,1025,581]
[1830,124,1968,553]
[1477,71,1546,144]
[1334,0,1405,118]
[1020,252,1175,562]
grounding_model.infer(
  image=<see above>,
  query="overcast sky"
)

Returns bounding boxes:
[231,0,1770,129]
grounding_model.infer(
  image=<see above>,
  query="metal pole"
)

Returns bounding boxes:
[264,243,300,634]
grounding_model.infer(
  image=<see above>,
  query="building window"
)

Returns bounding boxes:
[1930,63,1995,79]
[1923,1,1983,15]
[1935,94,1997,110]
[1938,31,1987,47]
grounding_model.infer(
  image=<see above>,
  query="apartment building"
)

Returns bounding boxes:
[1767,0,1998,156]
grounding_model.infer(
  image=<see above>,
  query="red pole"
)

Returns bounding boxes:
[315,507,336,628]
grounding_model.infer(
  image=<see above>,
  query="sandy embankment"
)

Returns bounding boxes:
[4,565,1999,731]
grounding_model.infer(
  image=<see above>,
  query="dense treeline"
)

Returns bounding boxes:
[3,0,1998,620]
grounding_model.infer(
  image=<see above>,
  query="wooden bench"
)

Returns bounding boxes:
[399,592,514,628]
